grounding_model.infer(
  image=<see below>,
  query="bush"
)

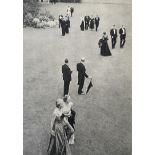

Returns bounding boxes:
[23,0,40,26]
[23,0,56,28]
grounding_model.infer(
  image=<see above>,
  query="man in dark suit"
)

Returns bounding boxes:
[84,15,90,30]
[77,58,90,95]
[110,25,117,49]
[70,7,74,17]
[95,15,100,31]
[61,18,66,36]
[62,59,72,96]
[119,25,126,48]
[59,15,63,28]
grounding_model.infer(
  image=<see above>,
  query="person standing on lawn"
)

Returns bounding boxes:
[61,18,66,36]
[110,25,118,49]
[119,25,126,48]
[62,59,72,96]
[95,15,100,31]
[77,58,91,95]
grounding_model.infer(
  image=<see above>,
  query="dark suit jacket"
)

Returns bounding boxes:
[77,63,88,84]
[110,29,117,38]
[119,28,126,38]
[62,64,72,82]
[84,16,90,24]
[95,17,100,25]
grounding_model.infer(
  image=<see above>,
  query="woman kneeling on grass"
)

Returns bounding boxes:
[47,98,74,155]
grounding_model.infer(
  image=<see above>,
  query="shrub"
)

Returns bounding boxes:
[23,0,40,26]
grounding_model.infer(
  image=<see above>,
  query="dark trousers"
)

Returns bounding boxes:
[64,81,70,96]
[78,79,84,94]
[95,24,99,31]
[59,20,61,28]
[85,23,89,30]
[62,27,65,36]
[111,37,117,49]
[120,37,126,48]
[66,27,69,34]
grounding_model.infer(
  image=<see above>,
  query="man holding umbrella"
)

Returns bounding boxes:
[77,58,92,95]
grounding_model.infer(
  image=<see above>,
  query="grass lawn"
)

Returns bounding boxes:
[23,2,132,155]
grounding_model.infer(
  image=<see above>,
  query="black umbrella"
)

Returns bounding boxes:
[86,79,93,94]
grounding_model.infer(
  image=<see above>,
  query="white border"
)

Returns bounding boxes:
[0,0,23,155]
[133,0,155,154]
[1,0,155,155]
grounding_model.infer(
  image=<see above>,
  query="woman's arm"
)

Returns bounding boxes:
[50,112,56,136]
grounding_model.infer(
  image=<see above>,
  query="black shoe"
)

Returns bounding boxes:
[78,92,85,95]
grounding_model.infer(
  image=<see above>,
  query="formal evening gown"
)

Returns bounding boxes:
[98,37,112,56]
[80,21,84,31]
[48,109,72,155]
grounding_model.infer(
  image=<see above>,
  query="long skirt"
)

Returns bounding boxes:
[47,121,72,155]
[100,42,112,56]
[80,22,84,31]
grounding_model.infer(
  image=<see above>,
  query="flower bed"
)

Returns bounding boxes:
[23,1,57,28]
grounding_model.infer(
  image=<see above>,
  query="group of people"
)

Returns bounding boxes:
[47,96,76,155]
[110,25,127,49]
[59,15,70,36]
[62,58,92,96]
[48,57,91,155]
[47,5,127,155]
[80,15,100,31]
[67,6,74,17]
[98,25,127,56]
[59,6,74,36]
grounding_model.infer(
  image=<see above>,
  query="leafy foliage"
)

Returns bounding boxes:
[23,0,40,26]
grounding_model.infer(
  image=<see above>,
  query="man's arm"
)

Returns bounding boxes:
[82,66,88,78]
[62,66,64,74]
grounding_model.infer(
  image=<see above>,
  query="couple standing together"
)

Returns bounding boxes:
[62,58,91,96]
[98,25,127,56]
[47,96,76,155]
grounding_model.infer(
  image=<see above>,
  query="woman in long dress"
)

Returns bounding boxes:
[62,95,76,145]
[98,32,112,56]
[47,99,74,155]
[80,16,85,31]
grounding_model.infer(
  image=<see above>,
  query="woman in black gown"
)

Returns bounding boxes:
[80,16,85,31]
[98,32,112,56]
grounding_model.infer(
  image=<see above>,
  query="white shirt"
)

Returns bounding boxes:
[113,29,115,34]
[62,102,73,115]
[122,28,125,34]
